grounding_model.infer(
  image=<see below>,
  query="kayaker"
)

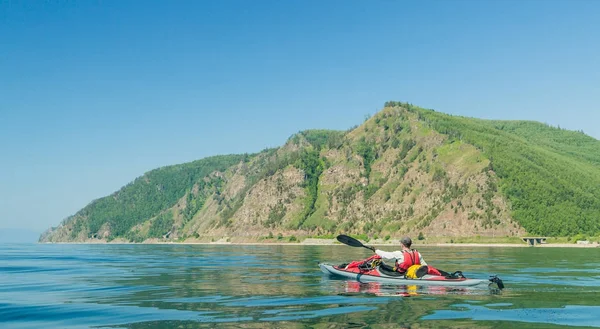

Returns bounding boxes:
[369,236,427,274]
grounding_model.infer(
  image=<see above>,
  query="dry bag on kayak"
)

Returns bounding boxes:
[405,265,429,279]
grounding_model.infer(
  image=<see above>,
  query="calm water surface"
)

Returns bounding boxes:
[1,243,599,328]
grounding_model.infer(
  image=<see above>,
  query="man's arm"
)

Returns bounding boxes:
[375,249,404,260]
[418,252,428,266]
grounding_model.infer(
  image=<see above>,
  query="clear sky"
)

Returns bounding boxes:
[1,0,599,236]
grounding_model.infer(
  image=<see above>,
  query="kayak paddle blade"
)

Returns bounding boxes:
[336,234,365,248]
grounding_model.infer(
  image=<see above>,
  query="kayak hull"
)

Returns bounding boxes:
[319,263,492,288]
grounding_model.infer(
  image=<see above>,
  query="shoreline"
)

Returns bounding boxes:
[40,240,600,248]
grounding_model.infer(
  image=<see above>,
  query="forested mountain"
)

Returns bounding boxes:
[40,103,600,243]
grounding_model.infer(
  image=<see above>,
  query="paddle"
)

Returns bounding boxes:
[336,234,375,252]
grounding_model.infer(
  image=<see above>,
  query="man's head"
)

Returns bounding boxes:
[400,236,412,248]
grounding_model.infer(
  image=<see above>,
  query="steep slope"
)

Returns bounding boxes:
[39,154,247,242]
[409,101,600,236]
[40,103,600,242]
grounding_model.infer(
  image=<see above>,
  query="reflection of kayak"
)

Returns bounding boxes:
[342,280,468,297]
[319,262,503,289]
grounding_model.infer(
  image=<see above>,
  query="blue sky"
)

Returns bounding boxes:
[1,0,599,237]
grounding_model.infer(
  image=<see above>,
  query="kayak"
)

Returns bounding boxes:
[319,258,504,289]
[323,236,504,290]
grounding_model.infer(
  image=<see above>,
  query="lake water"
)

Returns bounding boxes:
[1,243,599,328]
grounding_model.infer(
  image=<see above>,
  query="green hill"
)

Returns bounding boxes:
[40,103,600,243]
[408,101,600,236]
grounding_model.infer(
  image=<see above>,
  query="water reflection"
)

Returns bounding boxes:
[336,280,487,297]
[1,244,599,329]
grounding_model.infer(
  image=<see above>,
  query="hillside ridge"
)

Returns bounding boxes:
[40,103,600,243]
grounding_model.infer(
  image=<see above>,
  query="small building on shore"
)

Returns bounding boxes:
[521,237,547,246]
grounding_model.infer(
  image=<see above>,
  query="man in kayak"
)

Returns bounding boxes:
[370,236,428,275]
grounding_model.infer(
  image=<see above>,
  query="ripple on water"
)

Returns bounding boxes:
[424,304,600,327]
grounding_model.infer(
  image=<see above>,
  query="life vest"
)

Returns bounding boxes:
[395,249,420,273]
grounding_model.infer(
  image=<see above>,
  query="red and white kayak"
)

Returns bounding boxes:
[319,257,503,289]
